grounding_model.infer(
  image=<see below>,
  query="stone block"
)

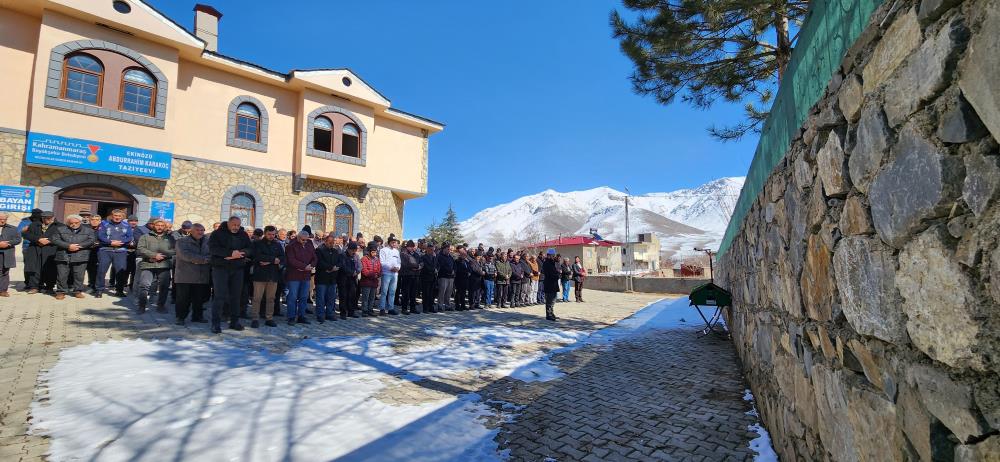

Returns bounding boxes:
[883,19,962,127]
[955,435,1000,462]
[801,234,834,322]
[839,195,875,235]
[833,236,907,344]
[863,9,922,93]
[919,0,962,23]
[940,92,989,143]
[898,383,936,461]
[963,152,1000,217]
[817,133,850,197]
[847,339,885,392]
[817,325,837,361]
[911,364,991,442]
[958,0,1000,142]
[838,74,864,123]
[849,105,892,194]
[794,155,814,194]
[870,125,964,248]
[897,226,984,370]
[807,177,827,232]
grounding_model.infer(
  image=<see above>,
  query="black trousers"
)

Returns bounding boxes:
[125,252,137,289]
[496,283,509,306]
[86,254,98,290]
[468,277,482,308]
[400,275,419,312]
[454,277,468,309]
[509,280,521,305]
[56,261,87,294]
[421,278,436,312]
[545,292,557,318]
[211,267,243,326]
[339,278,358,318]
[175,283,209,321]
[575,280,584,301]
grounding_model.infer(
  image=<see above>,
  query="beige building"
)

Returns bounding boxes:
[0,0,442,236]
[629,233,661,271]
[525,236,623,275]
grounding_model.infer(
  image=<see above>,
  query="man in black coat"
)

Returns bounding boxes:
[50,214,96,299]
[419,242,438,313]
[0,212,22,297]
[468,252,484,309]
[436,243,456,312]
[541,248,562,321]
[453,245,470,311]
[314,233,341,323]
[399,240,421,314]
[22,211,58,293]
[249,226,284,327]
[208,216,253,333]
[337,241,360,319]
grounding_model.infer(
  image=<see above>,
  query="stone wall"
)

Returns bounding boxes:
[0,130,404,237]
[717,1,1000,460]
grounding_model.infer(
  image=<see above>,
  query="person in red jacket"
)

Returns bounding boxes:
[359,242,382,317]
[284,226,317,325]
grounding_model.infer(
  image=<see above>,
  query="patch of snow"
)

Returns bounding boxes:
[30,325,587,462]
[742,388,780,461]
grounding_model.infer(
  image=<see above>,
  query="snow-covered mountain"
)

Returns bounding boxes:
[459,177,744,259]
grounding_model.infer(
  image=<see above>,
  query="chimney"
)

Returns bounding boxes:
[193,4,222,52]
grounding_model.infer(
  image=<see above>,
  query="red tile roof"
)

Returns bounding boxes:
[527,236,623,248]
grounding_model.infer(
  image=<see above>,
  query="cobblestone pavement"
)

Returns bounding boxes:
[0,265,668,461]
[484,328,759,461]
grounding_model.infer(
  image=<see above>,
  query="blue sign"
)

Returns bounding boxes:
[0,185,35,213]
[150,201,175,223]
[26,132,171,180]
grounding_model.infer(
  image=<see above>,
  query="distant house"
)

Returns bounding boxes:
[673,263,706,278]
[630,233,661,271]
[525,236,623,275]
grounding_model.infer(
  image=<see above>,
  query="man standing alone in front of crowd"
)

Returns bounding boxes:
[378,236,401,315]
[136,218,174,313]
[0,213,21,297]
[208,216,252,333]
[542,248,561,321]
[95,209,133,298]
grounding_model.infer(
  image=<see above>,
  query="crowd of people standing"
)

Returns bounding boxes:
[0,208,591,333]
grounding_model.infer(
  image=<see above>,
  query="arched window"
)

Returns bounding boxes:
[62,53,103,105]
[305,201,327,235]
[334,204,354,236]
[342,123,360,158]
[235,103,261,142]
[120,68,156,115]
[230,193,255,227]
[313,116,333,152]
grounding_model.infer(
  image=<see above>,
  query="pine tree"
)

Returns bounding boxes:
[424,205,464,245]
[611,0,809,141]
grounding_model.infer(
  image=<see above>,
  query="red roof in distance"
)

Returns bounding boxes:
[527,236,623,248]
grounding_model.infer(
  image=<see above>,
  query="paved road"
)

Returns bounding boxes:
[0,270,757,461]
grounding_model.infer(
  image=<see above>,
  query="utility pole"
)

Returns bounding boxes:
[624,187,633,293]
[694,247,716,282]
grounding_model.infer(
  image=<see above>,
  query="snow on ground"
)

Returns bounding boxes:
[744,388,780,462]
[30,297,776,462]
[30,327,583,462]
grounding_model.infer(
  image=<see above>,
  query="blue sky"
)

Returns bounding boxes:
[148,0,760,236]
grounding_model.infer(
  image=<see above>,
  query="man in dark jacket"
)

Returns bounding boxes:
[399,240,421,314]
[542,248,562,321]
[420,242,437,313]
[95,209,133,298]
[436,243,455,312]
[22,211,58,294]
[468,252,484,309]
[250,225,284,327]
[314,233,340,323]
[453,246,470,311]
[174,223,211,325]
[337,241,360,319]
[51,214,95,299]
[509,254,524,308]
[0,212,22,297]
[208,216,253,333]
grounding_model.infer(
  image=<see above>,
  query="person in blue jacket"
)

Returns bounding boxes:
[94,209,133,298]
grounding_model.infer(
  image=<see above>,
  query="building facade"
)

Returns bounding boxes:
[629,232,661,271]
[0,0,442,237]
[525,236,623,275]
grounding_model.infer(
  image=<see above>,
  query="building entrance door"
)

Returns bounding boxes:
[54,185,135,220]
